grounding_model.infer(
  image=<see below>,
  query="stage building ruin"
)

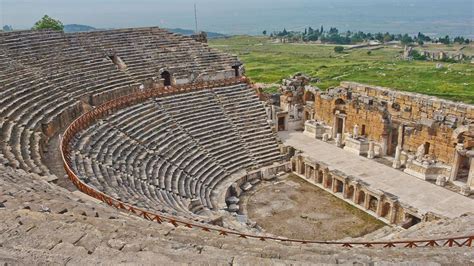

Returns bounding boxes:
[294,80,474,195]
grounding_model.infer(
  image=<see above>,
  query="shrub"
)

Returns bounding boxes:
[334,46,344,53]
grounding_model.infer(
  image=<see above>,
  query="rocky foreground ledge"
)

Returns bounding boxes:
[0,164,473,265]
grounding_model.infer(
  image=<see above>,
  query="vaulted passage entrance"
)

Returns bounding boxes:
[161,71,171,86]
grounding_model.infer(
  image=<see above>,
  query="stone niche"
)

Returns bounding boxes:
[343,136,370,156]
[303,120,332,139]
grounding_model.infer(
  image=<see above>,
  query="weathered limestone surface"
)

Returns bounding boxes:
[0,27,241,181]
[1,29,473,264]
[310,81,473,190]
[1,165,473,264]
[67,84,283,221]
[279,131,474,218]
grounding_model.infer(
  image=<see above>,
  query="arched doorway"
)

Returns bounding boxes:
[161,71,171,86]
[368,196,378,212]
[232,65,240,77]
[333,98,346,137]
[304,91,315,103]
[334,98,345,107]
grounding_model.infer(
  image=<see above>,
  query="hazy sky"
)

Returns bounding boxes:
[1,0,472,36]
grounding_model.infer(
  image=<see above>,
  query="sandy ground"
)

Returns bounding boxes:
[246,174,384,240]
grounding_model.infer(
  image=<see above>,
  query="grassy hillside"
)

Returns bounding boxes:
[209,36,474,103]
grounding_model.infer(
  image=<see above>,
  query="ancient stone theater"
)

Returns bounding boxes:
[0,28,473,264]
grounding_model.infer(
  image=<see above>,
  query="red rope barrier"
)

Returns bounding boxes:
[59,77,473,248]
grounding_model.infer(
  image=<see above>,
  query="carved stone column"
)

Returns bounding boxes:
[336,133,342,148]
[389,201,399,224]
[364,192,370,210]
[392,145,402,169]
[367,141,375,159]
[353,184,360,203]
[343,180,350,198]
[397,125,404,147]
[376,195,385,217]
[322,168,329,188]
[331,178,337,193]
[449,144,464,182]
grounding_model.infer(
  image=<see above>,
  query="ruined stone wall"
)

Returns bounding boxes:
[340,82,474,122]
[403,125,456,163]
[313,82,473,164]
[315,95,388,142]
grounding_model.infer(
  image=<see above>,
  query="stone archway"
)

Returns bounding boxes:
[368,195,378,212]
[304,91,315,103]
[161,71,171,86]
[332,99,346,138]
[450,126,474,188]
[232,65,240,77]
[334,98,345,106]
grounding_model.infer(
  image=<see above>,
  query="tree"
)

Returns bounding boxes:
[328,27,338,35]
[2,25,13,32]
[320,25,324,34]
[453,36,466,44]
[262,30,267,36]
[32,15,64,31]
[417,39,424,46]
[334,46,344,53]
[438,35,450,45]
[383,32,393,43]
[375,32,384,42]
[400,34,413,45]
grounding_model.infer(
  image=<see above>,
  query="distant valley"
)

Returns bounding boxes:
[63,24,227,39]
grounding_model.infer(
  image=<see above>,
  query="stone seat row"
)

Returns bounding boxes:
[0,29,279,220]
[72,116,225,210]
[69,151,204,219]
[67,84,282,217]
[0,31,142,176]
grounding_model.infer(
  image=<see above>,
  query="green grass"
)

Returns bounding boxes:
[209,36,474,103]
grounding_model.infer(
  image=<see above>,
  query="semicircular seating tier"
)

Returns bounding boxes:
[68,84,283,220]
[0,28,241,179]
